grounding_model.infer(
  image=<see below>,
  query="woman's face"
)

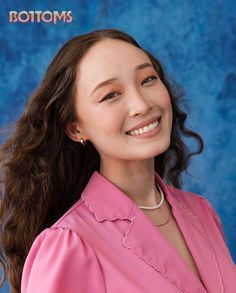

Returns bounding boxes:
[69,39,173,165]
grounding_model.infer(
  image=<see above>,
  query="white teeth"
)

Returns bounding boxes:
[128,120,159,136]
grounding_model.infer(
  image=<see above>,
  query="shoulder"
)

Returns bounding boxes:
[51,198,85,228]
[167,183,215,212]
[27,226,87,251]
[23,227,96,270]
[49,196,93,233]
[166,183,225,239]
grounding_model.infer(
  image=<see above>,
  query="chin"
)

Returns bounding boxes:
[154,140,171,156]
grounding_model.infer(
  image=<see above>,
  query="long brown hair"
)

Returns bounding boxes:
[0,29,203,292]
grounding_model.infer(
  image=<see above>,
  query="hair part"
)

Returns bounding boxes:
[0,28,203,292]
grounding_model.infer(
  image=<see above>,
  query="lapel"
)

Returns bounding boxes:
[81,171,224,293]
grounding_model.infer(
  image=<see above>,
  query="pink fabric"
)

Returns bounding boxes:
[21,171,236,292]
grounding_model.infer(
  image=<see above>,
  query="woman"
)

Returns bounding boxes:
[0,29,235,293]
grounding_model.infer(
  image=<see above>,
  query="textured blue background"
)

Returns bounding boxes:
[1,1,235,291]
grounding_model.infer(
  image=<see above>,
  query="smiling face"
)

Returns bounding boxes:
[66,39,173,169]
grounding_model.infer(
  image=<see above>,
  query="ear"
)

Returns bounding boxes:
[64,122,85,143]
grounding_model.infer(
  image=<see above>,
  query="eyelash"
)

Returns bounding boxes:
[100,75,158,102]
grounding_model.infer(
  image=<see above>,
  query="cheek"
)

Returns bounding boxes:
[158,87,172,110]
[99,111,124,134]
[86,106,124,136]
[164,97,172,112]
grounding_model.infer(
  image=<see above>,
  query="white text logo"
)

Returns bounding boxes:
[9,11,73,24]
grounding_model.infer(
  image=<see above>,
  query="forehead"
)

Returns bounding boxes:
[76,39,151,78]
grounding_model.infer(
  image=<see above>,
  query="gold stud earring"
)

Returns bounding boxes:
[80,138,86,145]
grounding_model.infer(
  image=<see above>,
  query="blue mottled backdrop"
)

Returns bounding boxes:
[1,1,235,291]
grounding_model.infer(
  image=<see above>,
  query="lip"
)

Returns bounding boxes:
[125,115,161,133]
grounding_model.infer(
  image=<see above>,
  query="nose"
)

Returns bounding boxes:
[128,88,152,117]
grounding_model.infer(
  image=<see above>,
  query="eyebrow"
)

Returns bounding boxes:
[90,62,154,96]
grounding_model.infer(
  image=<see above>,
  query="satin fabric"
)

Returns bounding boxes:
[21,171,236,292]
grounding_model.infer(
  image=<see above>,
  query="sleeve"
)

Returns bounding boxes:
[21,227,106,293]
[201,196,236,269]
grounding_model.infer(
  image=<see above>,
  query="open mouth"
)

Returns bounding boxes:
[126,116,161,136]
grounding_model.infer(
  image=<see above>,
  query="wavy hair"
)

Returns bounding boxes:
[0,29,204,292]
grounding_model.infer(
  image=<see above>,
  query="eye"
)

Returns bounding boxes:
[142,76,158,85]
[100,92,119,102]
[99,76,158,102]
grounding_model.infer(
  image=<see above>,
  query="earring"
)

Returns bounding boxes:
[76,130,86,145]
[80,138,86,145]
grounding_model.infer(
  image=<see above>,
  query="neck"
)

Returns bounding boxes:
[99,158,162,206]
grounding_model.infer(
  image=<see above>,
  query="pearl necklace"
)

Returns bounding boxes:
[138,182,171,227]
[138,182,164,210]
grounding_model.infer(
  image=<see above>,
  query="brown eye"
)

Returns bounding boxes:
[142,76,158,85]
[100,92,119,102]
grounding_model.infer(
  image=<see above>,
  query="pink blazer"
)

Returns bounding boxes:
[21,171,236,292]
